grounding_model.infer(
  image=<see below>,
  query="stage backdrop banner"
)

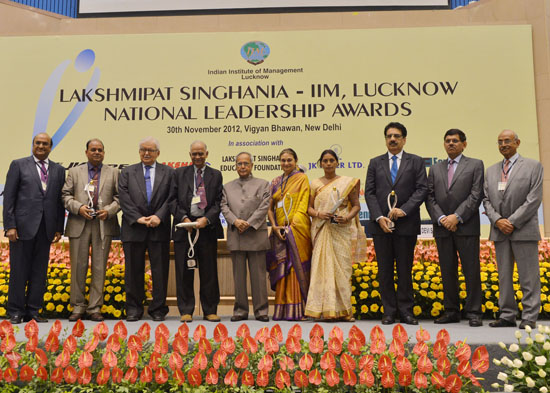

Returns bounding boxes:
[0,26,539,232]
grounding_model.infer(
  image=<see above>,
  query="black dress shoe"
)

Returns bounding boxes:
[231,315,248,322]
[519,320,536,329]
[150,314,165,322]
[381,315,395,325]
[489,318,516,328]
[24,314,48,323]
[256,315,269,322]
[401,315,418,325]
[469,315,483,327]
[9,315,23,324]
[126,314,141,322]
[435,313,461,324]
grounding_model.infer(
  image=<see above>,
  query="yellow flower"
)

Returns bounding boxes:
[0,295,5,303]
[361,305,368,313]
[543,304,550,312]
[485,301,494,310]
[104,294,111,302]
[0,307,6,317]
[106,286,114,293]
[115,294,123,302]
[430,283,439,290]
[352,306,356,314]
[56,304,64,312]
[371,290,380,298]
[359,291,368,300]
[428,291,436,300]
[101,305,108,313]
[542,294,548,302]
[64,279,71,284]
[56,285,65,293]
[412,283,419,290]
[370,304,379,313]
[420,283,429,289]
[47,285,54,290]
[431,308,441,317]
[491,285,499,291]
[431,277,440,284]
[419,290,428,297]
[516,291,523,300]
[46,303,55,311]
[54,279,62,285]
[432,302,443,310]
[114,286,121,293]
[53,293,61,301]
[459,282,466,290]
[459,291,467,299]
[67,304,73,312]
[360,283,368,289]
[437,292,444,300]
[86,278,91,285]
[413,306,422,316]
[372,281,379,288]
[44,293,53,301]
[351,296,356,305]
[355,276,362,283]
[113,309,122,318]
[61,293,70,302]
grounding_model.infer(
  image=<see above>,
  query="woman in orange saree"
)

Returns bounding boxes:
[305,149,367,321]
[267,148,312,321]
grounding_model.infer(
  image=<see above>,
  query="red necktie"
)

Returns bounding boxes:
[196,169,207,209]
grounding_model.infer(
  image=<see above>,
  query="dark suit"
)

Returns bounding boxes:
[119,162,174,318]
[171,165,223,316]
[426,155,484,317]
[3,156,65,317]
[365,151,428,318]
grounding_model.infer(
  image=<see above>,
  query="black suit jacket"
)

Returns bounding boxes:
[426,156,484,238]
[118,162,174,242]
[3,156,65,241]
[171,165,223,242]
[365,151,428,236]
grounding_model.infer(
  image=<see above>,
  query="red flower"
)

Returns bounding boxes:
[36,366,48,381]
[472,346,489,373]
[154,335,169,355]
[242,335,258,353]
[77,368,92,384]
[270,324,283,342]
[1,334,16,353]
[470,374,482,387]
[153,323,168,341]
[278,355,294,371]
[5,352,21,369]
[392,324,408,344]
[288,323,302,340]
[108,367,121,383]
[399,371,412,387]
[294,370,308,387]
[454,341,471,362]
[370,338,386,354]
[102,349,118,369]
[242,370,254,386]
[359,369,375,386]
[113,321,128,340]
[258,354,273,371]
[169,351,183,370]
[173,369,185,385]
[206,367,218,384]
[328,337,342,355]
[255,326,269,343]
[369,325,385,342]
[381,371,395,388]
[0,320,14,338]
[213,349,227,369]
[19,365,34,382]
[172,335,188,355]
[326,368,340,387]
[64,366,77,384]
[3,368,16,383]
[436,329,450,346]
[93,322,109,341]
[125,349,139,368]
[35,348,48,367]
[236,323,250,338]
[285,335,301,354]
[340,353,356,372]
[348,325,366,346]
[308,369,322,385]
[55,349,71,368]
[72,319,85,338]
[437,356,452,375]
[396,355,412,374]
[198,337,212,354]
[309,336,324,354]
[310,323,324,339]
[264,337,279,354]
[343,369,357,386]
[188,368,202,386]
[63,334,78,354]
[347,338,362,355]
[177,323,189,339]
[415,326,430,342]
[155,367,169,384]
[104,334,120,353]
[50,367,63,383]
[24,319,39,339]
[148,354,162,372]
[299,353,313,370]
[45,332,59,352]
[96,367,110,385]
[414,371,428,389]
[329,326,344,343]
[234,352,249,369]
[123,367,138,384]
[377,354,393,373]
[224,369,238,386]
[137,322,151,342]
[25,334,38,352]
[213,323,228,343]
[431,371,445,389]
[417,354,433,373]
[139,366,152,383]
[256,370,269,387]
[389,338,405,357]
[445,374,462,393]
[359,354,374,371]
[457,360,471,377]
[127,334,142,352]
[413,341,428,356]
[433,339,447,358]
[275,369,290,389]
[83,335,99,352]
[49,320,62,336]
[193,352,208,370]
[320,351,336,370]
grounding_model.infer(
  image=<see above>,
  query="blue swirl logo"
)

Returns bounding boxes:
[240,41,270,65]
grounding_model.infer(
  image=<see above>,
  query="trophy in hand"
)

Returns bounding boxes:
[329,187,345,224]
[281,194,293,236]
[386,190,398,230]
[85,180,97,219]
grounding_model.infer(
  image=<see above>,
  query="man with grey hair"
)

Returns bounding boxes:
[119,137,174,321]
[171,140,223,322]
[483,129,543,329]
[221,152,270,322]
[62,138,120,322]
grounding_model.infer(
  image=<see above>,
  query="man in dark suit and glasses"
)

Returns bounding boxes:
[171,140,223,323]
[3,132,65,324]
[426,129,484,327]
[365,122,428,325]
[118,137,174,322]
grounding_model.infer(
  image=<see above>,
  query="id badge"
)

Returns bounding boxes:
[497,181,507,191]
[277,200,284,209]
[41,181,47,191]
[191,196,201,205]
[87,185,95,193]
[187,259,197,269]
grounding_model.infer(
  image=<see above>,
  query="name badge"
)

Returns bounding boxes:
[41,181,47,191]
[277,200,284,209]
[192,196,201,205]
[87,185,95,193]
[498,181,507,191]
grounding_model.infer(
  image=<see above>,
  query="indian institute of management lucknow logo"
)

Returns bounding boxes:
[240,41,270,65]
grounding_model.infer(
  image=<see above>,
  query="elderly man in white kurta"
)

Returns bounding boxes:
[221,152,271,322]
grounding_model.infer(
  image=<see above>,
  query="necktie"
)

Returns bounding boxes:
[39,160,48,184]
[91,166,99,207]
[196,168,207,209]
[390,155,398,184]
[145,165,152,205]
[501,159,510,182]
[447,160,455,189]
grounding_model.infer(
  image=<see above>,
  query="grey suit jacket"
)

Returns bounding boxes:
[221,175,271,251]
[62,163,120,238]
[426,155,484,237]
[483,155,543,242]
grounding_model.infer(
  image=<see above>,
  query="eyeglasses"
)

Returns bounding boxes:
[139,148,158,153]
[497,139,516,146]
[236,162,251,167]
[385,133,403,140]
[444,138,462,144]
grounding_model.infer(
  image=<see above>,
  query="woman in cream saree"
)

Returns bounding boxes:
[305,149,366,321]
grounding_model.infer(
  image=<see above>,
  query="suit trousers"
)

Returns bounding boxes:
[494,240,541,322]
[174,226,220,316]
[372,234,416,318]
[7,217,50,317]
[435,234,482,316]
[123,238,170,318]
[231,250,269,318]
[69,219,112,314]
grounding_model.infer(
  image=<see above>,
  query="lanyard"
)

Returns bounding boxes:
[35,161,48,176]
[280,170,295,195]
[501,159,517,180]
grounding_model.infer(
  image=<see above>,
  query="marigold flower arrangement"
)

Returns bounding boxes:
[491,323,550,393]
[0,319,488,392]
